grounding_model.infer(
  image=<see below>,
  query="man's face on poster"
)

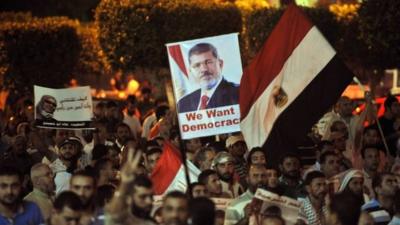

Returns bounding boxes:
[43,96,57,114]
[189,50,223,91]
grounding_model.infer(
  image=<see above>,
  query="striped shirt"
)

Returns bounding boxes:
[362,199,392,225]
[299,197,328,225]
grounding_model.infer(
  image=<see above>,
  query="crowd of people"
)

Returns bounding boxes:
[0,88,400,225]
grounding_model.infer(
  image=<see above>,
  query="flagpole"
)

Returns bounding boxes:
[177,137,192,199]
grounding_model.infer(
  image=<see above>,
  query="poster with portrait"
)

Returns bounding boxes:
[34,85,93,129]
[166,33,242,139]
[249,189,302,225]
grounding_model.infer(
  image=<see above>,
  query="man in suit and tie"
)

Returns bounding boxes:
[177,43,239,113]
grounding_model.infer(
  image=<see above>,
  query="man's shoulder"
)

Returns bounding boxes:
[219,78,239,90]
[179,89,201,102]
[22,201,42,214]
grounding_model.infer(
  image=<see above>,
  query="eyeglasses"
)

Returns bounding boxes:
[190,59,217,70]
[44,99,57,107]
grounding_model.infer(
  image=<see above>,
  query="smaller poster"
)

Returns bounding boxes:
[34,85,93,129]
[166,33,242,139]
[249,189,302,225]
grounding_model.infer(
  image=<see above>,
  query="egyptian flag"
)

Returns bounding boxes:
[240,4,353,166]
[151,140,200,195]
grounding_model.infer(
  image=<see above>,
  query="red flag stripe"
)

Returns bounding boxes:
[168,45,188,77]
[151,141,182,195]
[239,4,313,120]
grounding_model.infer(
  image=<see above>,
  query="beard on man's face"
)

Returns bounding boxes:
[218,172,233,183]
[131,203,152,219]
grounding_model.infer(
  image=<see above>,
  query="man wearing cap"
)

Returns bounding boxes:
[212,151,244,198]
[226,135,248,187]
[338,169,369,205]
[49,136,82,195]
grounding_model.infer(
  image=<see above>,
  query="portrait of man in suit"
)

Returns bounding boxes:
[177,43,239,113]
[36,95,58,122]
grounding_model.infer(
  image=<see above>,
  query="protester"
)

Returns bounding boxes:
[212,151,244,198]
[187,182,209,198]
[49,191,83,225]
[0,166,44,225]
[161,191,189,225]
[24,163,55,220]
[198,169,230,198]
[278,153,304,199]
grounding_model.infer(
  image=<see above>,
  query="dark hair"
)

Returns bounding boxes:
[133,175,153,190]
[169,128,181,141]
[106,100,118,109]
[317,140,333,151]
[330,120,346,132]
[189,197,215,225]
[247,147,266,165]
[141,87,151,95]
[155,105,170,120]
[384,95,398,110]
[198,169,217,185]
[188,43,219,63]
[115,122,131,132]
[71,170,96,186]
[304,171,325,186]
[279,153,300,165]
[54,191,83,211]
[261,216,285,225]
[187,182,205,196]
[145,147,162,157]
[372,172,393,196]
[94,158,112,178]
[92,144,109,161]
[319,150,337,164]
[329,192,361,225]
[164,191,188,202]
[126,95,137,104]
[361,145,380,159]
[0,165,22,181]
[95,184,115,208]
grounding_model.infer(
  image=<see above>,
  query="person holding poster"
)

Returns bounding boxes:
[177,43,239,113]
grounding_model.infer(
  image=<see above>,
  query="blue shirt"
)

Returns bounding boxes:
[389,216,400,225]
[0,201,44,225]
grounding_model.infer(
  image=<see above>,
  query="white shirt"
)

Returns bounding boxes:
[123,112,142,137]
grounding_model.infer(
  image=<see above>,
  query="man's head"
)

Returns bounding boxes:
[30,163,55,195]
[193,147,216,171]
[198,169,222,196]
[145,147,162,173]
[339,169,364,197]
[266,167,279,189]
[94,159,114,183]
[162,191,189,225]
[188,43,223,91]
[279,153,301,180]
[126,95,138,115]
[226,135,247,158]
[212,152,235,182]
[188,182,208,198]
[320,151,340,178]
[188,197,215,225]
[247,147,266,166]
[336,96,353,118]
[12,135,27,155]
[70,170,96,209]
[0,166,22,206]
[115,123,132,144]
[39,95,57,115]
[58,137,82,162]
[362,145,380,173]
[184,138,202,154]
[372,172,398,199]
[384,95,400,117]
[53,191,83,225]
[131,175,154,218]
[305,171,327,201]
[247,164,268,193]
[327,192,361,225]
[363,126,380,146]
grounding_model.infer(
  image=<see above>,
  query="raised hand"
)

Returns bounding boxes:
[120,147,142,184]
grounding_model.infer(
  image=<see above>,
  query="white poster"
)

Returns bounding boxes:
[166,33,242,139]
[249,189,302,225]
[34,85,93,129]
